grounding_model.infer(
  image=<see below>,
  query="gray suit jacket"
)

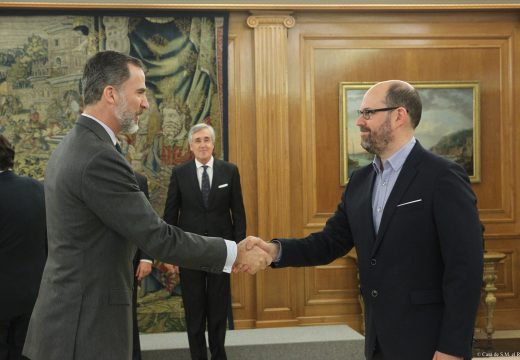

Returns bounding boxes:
[23,116,227,360]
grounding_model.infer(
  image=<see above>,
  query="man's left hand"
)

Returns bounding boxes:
[136,261,152,281]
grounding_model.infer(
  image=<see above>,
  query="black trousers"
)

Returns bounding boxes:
[0,314,31,360]
[180,268,230,360]
[132,267,142,360]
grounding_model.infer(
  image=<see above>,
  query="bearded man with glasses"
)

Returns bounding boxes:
[243,80,483,360]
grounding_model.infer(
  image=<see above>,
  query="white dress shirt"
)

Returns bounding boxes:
[195,156,214,189]
[193,156,236,272]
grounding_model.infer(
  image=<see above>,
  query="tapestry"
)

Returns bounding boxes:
[0,13,228,332]
[0,13,228,214]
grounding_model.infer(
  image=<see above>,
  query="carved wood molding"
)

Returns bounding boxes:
[247,12,295,242]
[246,12,295,29]
[1,2,520,11]
[245,12,299,322]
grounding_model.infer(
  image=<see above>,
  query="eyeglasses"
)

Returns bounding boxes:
[356,107,399,120]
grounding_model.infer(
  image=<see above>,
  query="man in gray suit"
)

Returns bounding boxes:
[22,51,270,360]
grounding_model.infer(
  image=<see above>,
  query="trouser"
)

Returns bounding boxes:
[0,314,31,360]
[180,268,231,360]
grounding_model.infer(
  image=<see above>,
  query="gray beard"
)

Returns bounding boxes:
[116,95,139,135]
[119,115,139,134]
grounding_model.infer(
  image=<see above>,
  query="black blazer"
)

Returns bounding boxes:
[164,159,246,242]
[133,172,152,265]
[274,142,483,360]
[0,171,47,320]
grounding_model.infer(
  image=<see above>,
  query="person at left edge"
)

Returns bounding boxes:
[0,134,47,360]
[22,50,271,360]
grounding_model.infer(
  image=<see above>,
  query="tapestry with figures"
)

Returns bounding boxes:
[0,13,228,332]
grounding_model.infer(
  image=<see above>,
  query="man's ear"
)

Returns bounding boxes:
[103,86,117,105]
[394,107,408,128]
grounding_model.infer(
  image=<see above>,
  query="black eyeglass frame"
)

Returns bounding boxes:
[356,106,400,120]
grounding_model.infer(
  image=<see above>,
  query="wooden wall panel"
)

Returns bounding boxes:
[228,10,520,332]
[228,13,259,329]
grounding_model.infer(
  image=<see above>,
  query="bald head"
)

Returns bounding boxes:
[368,80,422,129]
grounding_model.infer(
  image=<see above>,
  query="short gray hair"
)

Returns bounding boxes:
[188,123,215,144]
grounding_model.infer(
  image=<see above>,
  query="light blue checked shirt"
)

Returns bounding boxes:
[371,137,416,234]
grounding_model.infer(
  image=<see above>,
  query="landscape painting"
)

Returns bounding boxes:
[339,81,480,184]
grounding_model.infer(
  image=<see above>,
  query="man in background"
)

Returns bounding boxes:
[22,50,270,360]
[164,123,246,360]
[0,134,47,360]
[243,80,483,360]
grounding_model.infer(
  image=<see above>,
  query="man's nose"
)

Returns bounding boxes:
[141,96,150,110]
[355,115,365,127]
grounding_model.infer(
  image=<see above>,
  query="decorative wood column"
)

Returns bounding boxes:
[247,12,297,326]
[482,251,506,342]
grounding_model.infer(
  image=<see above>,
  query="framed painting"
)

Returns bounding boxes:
[339,81,481,184]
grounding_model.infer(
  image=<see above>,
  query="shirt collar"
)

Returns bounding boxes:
[81,113,118,146]
[372,137,416,173]
[195,156,214,169]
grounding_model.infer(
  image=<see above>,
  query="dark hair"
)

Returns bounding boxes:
[0,134,15,170]
[81,51,144,106]
[386,82,422,128]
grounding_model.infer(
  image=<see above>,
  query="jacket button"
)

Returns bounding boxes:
[371,258,377,266]
[204,232,208,236]
[371,290,378,298]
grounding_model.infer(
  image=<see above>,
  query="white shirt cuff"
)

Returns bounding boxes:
[223,240,237,273]
[139,259,153,264]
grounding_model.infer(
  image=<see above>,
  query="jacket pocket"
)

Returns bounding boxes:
[410,289,443,305]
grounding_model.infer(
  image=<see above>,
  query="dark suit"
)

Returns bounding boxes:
[274,142,483,360]
[164,158,246,360]
[23,116,229,360]
[0,171,46,360]
[132,172,152,360]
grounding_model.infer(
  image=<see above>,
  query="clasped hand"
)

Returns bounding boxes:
[233,236,279,274]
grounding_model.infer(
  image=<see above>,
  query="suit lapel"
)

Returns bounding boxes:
[364,170,378,245]
[188,161,204,206]
[371,142,424,256]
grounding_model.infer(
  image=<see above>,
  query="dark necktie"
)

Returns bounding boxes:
[115,142,123,154]
[201,165,210,208]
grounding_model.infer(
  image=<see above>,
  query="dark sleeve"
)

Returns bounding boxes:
[134,172,152,261]
[163,167,181,226]
[274,188,354,267]
[230,165,246,242]
[83,149,227,273]
[434,163,483,356]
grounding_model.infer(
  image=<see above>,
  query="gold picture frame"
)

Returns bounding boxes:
[339,81,481,184]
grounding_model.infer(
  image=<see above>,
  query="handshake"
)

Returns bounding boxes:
[233,236,280,275]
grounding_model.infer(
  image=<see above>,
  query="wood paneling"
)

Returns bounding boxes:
[228,10,520,331]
